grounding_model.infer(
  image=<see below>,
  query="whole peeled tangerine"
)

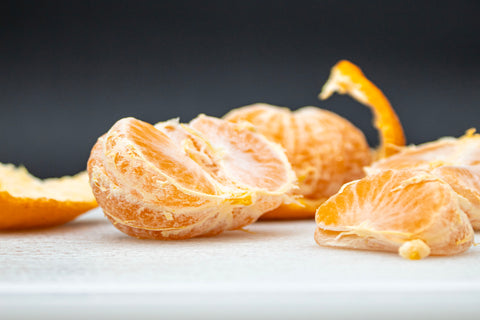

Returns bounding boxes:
[87,115,296,240]
[225,104,372,218]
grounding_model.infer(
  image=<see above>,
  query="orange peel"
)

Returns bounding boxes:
[0,163,97,230]
[319,60,406,159]
[259,197,326,220]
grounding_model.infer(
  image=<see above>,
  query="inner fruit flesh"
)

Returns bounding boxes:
[315,169,474,259]
[88,116,296,239]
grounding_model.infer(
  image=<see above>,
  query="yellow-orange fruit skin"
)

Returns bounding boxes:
[225,104,372,219]
[259,198,325,220]
[0,191,97,230]
[319,60,406,159]
[315,170,474,258]
[88,117,295,240]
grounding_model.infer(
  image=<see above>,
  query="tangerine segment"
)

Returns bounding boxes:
[189,115,296,192]
[315,169,474,259]
[432,166,480,230]
[224,104,371,219]
[88,116,295,240]
[0,164,97,230]
[367,130,480,173]
[366,130,480,229]
[319,60,406,159]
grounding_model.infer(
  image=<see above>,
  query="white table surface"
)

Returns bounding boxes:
[1,207,479,319]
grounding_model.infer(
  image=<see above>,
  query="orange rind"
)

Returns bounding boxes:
[259,197,326,220]
[315,169,474,260]
[0,163,97,230]
[319,60,406,159]
[88,115,296,240]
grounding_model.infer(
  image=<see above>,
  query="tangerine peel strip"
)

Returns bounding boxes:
[319,60,405,159]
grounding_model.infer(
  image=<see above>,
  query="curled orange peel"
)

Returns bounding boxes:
[319,60,406,159]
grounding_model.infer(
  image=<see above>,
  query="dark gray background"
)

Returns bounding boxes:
[1,1,479,178]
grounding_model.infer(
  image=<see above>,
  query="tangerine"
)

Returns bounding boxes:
[225,104,371,219]
[88,115,296,240]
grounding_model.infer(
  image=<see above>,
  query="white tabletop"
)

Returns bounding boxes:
[1,208,479,319]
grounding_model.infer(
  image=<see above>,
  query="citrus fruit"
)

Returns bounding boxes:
[367,129,480,173]
[87,115,296,240]
[0,163,97,230]
[315,169,474,260]
[319,60,405,159]
[366,129,480,229]
[224,60,405,219]
[224,104,371,219]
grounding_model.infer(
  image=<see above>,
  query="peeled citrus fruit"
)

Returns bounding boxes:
[224,104,371,219]
[367,129,480,229]
[87,115,296,240]
[0,163,97,230]
[315,169,474,260]
[224,60,405,219]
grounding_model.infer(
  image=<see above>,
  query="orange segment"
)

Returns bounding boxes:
[367,130,480,229]
[189,114,295,192]
[224,104,371,219]
[315,169,474,259]
[319,60,406,159]
[432,165,480,229]
[367,129,480,173]
[0,164,97,230]
[88,116,296,240]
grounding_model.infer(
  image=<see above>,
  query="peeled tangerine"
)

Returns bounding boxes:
[225,104,371,219]
[87,115,296,240]
[224,60,405,219]
[315,169,474,260]
[0,164,97,230]
[367,129,480,229]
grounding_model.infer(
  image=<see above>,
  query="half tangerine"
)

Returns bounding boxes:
[88,115,296,240]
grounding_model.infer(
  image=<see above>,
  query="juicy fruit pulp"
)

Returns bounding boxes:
[315,169,474,259]
[225,104,371,219]
[367,130,480,229]
[88,115,296,240]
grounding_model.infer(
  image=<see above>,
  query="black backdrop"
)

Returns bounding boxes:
[1,0,480,178]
